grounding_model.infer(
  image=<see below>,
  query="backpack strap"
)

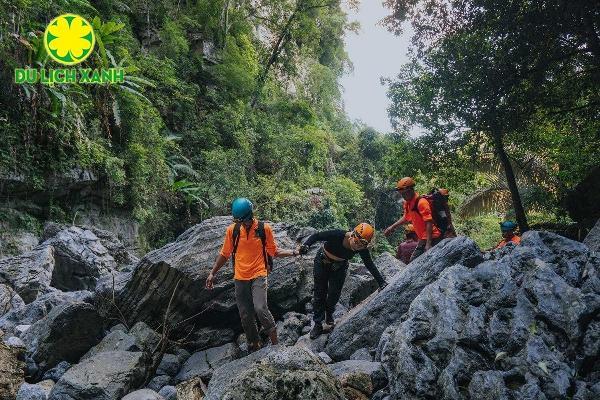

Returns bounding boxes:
[256,221,273,272]
[231,223,242,269]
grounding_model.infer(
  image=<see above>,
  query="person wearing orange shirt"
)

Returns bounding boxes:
[384,177,443,262]
[205,198,297,352]
[494,221,521,249]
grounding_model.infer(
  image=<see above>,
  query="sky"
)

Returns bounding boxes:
[340,1,412,134]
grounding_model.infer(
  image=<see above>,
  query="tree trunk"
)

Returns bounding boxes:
[491,128,529,232]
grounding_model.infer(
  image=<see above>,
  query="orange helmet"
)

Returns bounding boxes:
[405,224,415,233]
[439,188,449,196]
[352,223,374,243]
[396,177,416,191]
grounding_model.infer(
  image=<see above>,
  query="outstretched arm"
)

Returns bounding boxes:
[359,250,387,289]
[384,216,407,237]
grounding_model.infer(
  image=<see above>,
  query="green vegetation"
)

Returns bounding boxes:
[0,0,597,251]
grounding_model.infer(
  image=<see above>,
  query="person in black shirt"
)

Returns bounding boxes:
[298,222,388,339]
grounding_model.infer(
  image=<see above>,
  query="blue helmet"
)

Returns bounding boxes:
[500,221,517,232]
[232,198,254,221]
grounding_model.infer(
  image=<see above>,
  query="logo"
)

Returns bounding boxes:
[44,14,95,65]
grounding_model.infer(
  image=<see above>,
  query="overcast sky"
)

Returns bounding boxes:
[340,2,412,134]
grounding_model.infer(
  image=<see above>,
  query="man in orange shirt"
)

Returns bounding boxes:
[205,198,297,352]
[384,177,443,262]
[494,221,521,249]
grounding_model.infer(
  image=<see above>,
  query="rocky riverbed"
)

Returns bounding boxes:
[1,217,599,399]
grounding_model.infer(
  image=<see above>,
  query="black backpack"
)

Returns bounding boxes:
[231,221,274,273]
[411,189,450,236]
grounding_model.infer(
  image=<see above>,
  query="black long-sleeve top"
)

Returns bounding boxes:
[303,229,386,286]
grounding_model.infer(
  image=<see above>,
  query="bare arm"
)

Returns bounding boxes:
[425,221,433,250]
[384,216,407,236]
[275,249,298,257]
[205,254,228,289]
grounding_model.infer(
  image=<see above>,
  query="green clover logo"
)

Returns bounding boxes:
[44,14,95,65]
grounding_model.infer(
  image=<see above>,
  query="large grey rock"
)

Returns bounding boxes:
[122,388,164,400]
[22,301,103,376]
[42,361,70,382]
[0,341,25,399]
[584,218,600,253]
[0,290,92,337]
[326,237,483,360]
[205,345,344,400]
[380,231,600,399]
[50,351,149,400]
[40,224,117,291]
[182,326,236,352]
[147,375,171,392]
[0,283,25,317]
[339,253,404,310]
[276,311,311,346]
[16,381,53,400]
[81,330,140,360]
[156,353,181,377]
[117,216,313,346]
[0,246,55,303]
[175,342,240,383]
[129,321,161,353]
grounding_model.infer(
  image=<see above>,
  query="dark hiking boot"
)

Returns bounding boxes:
[309,323,323,339]
[325,312,335,327]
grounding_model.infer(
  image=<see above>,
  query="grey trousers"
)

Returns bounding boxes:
[234,276,276,345]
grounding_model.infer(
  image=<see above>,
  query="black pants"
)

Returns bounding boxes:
[313,247,348,324]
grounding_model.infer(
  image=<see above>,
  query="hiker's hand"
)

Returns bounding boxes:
[205,273,215,290]
[384,226,394,237]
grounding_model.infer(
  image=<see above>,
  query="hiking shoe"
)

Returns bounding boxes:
[309,323,323,339]
[325,312,335,326]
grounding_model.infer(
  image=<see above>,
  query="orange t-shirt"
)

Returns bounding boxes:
[495,235,521,249]
[403,193,442,240]
[220,219,277,281]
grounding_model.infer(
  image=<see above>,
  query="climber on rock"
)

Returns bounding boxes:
[298,222,387,339]
[205,197,298,352]
[493,220,521,249]
[396,224,419,264]
[384,177,443,262]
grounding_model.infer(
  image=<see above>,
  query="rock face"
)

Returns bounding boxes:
[0,283,25,316]
[50,351,148,400]
[380,231,600,399]
[22,301,103,376]
[326,237,483,361]
[584,218,600,253]
[0,341,25,400]
[40,224,118,292]
[0,246,55,303]
[117,216,313,344]
[205,346,345,400]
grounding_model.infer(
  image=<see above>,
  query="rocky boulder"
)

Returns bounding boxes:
[380,231,600,399]
[40,224,118,292]
[0,246,55,303]
[0,283,25,317]
[117,216,313,345]
[175,342,240,383]
[584,218,600,253]
[204,345,344,400]
[0,290,92,338]
[328,360,388,392]
[122,388,164,400]
[22,301,103,376]
[50,351,149,400]
[326,237,483,360]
